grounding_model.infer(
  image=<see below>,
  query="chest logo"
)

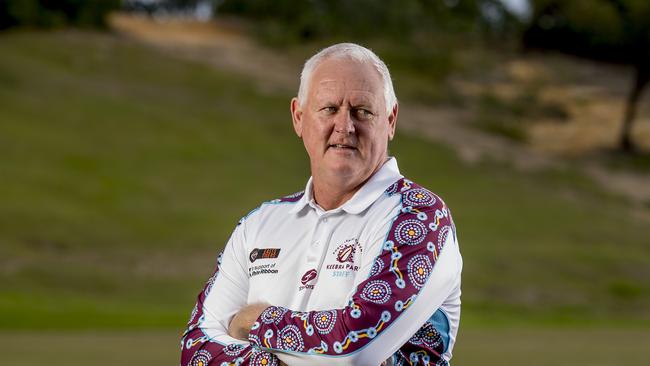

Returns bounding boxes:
[334,238,362,263]
[327,238,362,275]
[249,248,281,263]
[335,239,361,263]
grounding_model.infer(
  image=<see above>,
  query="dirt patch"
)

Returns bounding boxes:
[109,13,299,93]
[399,103,554,170]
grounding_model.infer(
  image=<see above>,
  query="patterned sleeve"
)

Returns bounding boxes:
[391,309,453,366]
[180,221,282,366]
[247,180,462,366]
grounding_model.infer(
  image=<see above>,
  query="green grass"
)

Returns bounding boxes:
[0,328,648,365]
[0,30,649,333]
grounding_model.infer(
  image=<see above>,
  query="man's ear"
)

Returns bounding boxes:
[387,103,398,141]
[291,98,303,138]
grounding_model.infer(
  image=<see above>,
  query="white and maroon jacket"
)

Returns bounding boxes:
[181,158,462,366]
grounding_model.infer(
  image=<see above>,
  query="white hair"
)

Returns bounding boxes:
[297,43,397,115]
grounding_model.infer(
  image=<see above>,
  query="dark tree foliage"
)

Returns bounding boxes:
[123,0,210,15]
[524,0,650,152]
[0,0,121,29]
[216,0,516,43]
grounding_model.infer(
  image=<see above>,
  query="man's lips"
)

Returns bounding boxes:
[328,144,357,150]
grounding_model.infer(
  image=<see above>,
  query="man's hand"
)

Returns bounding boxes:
[228,303,270,341]
[229,303,288,365]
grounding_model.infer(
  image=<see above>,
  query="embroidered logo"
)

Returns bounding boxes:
[327,239,362,277]
[249,248,281,263]
[334,239,361,263]
[298,269,318,291]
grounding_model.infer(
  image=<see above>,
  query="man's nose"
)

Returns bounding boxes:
[334,108,355,134]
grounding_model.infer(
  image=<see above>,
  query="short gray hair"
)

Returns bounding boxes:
[297,43,397,114]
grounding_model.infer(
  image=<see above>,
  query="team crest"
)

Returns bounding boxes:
[333,238,362,263]
[326,239,362,277]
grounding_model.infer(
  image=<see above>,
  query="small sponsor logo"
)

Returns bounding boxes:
[298,268,318,291]
[249,248,281,263]
[249,262,278,278]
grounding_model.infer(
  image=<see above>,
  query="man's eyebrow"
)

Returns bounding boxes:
[350,102,373,107]
[349,98,376,108]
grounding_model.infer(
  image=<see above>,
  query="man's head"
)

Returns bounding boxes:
[291,43,398,188]
[297,43,397,115]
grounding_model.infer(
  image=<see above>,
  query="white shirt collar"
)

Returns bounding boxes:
[289,157,403,215]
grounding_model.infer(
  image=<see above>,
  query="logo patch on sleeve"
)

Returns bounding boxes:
[249,248,281,263]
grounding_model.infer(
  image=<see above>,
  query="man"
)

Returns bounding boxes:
[180,43,462,366]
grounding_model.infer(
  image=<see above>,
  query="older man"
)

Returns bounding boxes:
[181,43,462,366]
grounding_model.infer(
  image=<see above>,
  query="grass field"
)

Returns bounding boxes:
[0,29,649,363]
[1,328,648,365]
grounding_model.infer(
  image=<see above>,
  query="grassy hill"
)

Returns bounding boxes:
[1,30,649,363]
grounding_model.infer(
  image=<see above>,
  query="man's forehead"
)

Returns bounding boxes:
[312,58,381,85]
[317,78,376,90]
[318,76,377,89]
[314,83,378,102]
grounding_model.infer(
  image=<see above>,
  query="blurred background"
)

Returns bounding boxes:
[1,0,649,364]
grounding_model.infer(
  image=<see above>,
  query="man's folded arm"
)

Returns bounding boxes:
[180,222,282,366]
[247,197,462,366]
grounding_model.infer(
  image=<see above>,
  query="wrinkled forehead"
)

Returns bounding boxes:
[314,81,379,104]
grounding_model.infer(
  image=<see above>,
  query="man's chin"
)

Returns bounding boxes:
[324,161,366,180]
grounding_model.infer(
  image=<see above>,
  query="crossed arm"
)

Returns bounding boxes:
[181,195,461,365]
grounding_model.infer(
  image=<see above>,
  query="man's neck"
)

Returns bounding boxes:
[311,157,389,211]
[311,177,362,211]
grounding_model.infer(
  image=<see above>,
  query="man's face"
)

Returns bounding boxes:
[291,57,397,186]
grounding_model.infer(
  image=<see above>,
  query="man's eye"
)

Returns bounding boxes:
[353,109,373,120]
[321,106,338,114]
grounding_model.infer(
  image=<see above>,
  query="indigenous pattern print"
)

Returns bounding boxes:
[277,325,305,351]
[369,257,385,277]
[181,249,281,366]
[394,352,449,366]
[203,253,222,298]
[360,280,392,304]
[394,219,428,246]
[261,306,288,325]
[248,178,455,364]
[410,322,444,349]
[393,321,449,366]
[268,191,305,204]
[250,349,280,366]
[189,350,212,366]
[407,254,433,290]
[223,344,247,357]
[313,310,337,334]
[403,188,437,207]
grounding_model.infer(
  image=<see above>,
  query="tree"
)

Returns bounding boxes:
[523,0,650,152]
[0,0,121,29]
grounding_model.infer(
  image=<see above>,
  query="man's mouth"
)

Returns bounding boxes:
[329,144,357,150]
